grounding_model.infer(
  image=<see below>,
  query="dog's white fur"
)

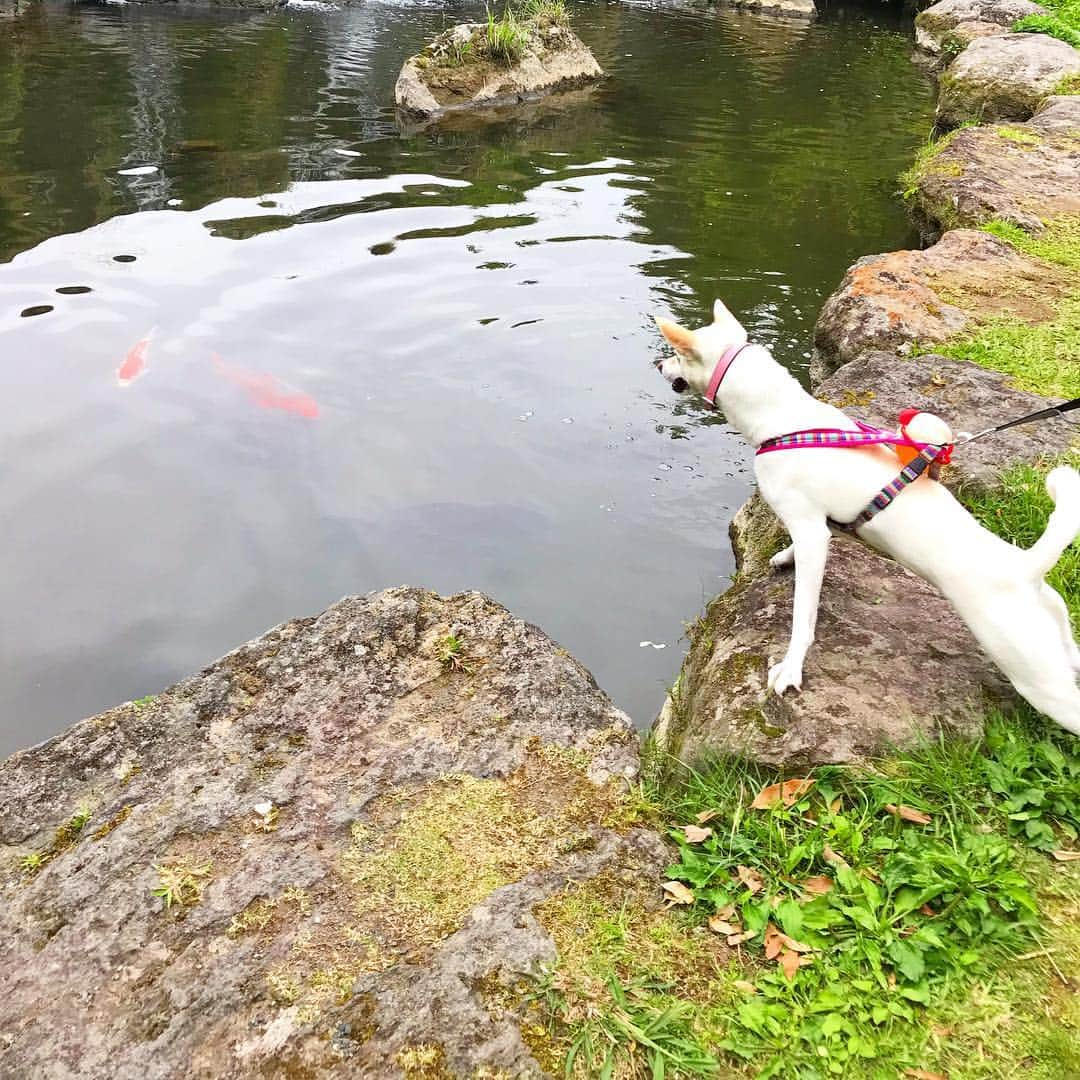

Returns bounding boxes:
[655,300,1080,735]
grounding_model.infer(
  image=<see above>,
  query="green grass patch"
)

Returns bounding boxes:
[899,127,968,203]
[920,216,1080,397]
[485,4,527,65]
[1014,0,1080,49]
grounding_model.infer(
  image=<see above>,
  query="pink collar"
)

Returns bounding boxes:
[703,343,750,408]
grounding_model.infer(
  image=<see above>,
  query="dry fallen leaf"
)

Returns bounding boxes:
[764,922,812,961]
[714,903,735,920]
[696,809,721,825]
[885,803,932,825]
[751,778,816,810]
[708,916,737,936]
[727,930,756,946]
[736,865,764,895]
[920,904,937,917]
[1051,849,1080,862]
[779,948,811,980]
[661,881,695,906]
[683,825,713,844]
[902,1070,947,1080]
[829,797,842,814]
[931,1024,954,1039]
[733,980,758,995]
[801,875,833,896]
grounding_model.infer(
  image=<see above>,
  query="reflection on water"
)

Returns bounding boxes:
[0,0,934,752]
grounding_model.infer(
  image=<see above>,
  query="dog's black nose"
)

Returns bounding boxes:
[672,377,688,394]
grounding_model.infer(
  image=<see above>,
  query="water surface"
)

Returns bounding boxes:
[0,0,934,753]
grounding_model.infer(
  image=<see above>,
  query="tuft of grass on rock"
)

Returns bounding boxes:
[152,856,213,910]
[924,216,1080,396]
[1014,0,1080,49]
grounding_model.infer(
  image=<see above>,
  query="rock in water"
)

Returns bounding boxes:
[0,587,666,1078]
[937,33,1080,128]
[395,20,604,122]
[915,0,1048,55]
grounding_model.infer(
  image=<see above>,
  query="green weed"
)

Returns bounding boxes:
[485,5,527,65]
[436,633,473,673]
[1013,13,1080,48]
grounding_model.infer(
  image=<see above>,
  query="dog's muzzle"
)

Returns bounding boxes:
[653,358,688,394]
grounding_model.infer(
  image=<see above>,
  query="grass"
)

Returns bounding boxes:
[525,462,1080,1078]
[917,216,1080,397]
[152,856,213,910]
[1014,0,1080,49]
[485,5,527,66]
[436,632,473,673]
[899,127,966,203]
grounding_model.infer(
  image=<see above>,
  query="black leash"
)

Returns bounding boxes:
[964,396,1080,443]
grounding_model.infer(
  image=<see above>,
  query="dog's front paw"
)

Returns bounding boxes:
[767,657,803,696]
[769,545,795,572]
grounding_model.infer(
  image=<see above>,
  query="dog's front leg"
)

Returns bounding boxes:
[767,519,831,695]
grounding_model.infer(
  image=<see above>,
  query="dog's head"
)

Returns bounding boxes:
[652,299,748,397]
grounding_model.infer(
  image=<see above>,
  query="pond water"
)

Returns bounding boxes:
[0,0,934,754]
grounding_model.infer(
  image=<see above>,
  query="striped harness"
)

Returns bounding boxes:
[756,420,954,532]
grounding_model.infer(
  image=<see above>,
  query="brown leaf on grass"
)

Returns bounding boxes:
[829,798,842,814]
[902,1070,947,1080]
[885,803,932,825]
[708,916,737,936]
[661,881,695,906]
[727,930,755,946]
[887,972,897,990]
[714,903,735,920]
[736,865,764,895]
[764,922,811,961]
[733,980,758,994]
[1051,849,1080,862]
[931,1024,954,1039]
[696,809,721,825]
[750,778,815,810]
[801,875,833,896]
[920,904,937,917]
[682,825,713,843]
[779,948,811,980]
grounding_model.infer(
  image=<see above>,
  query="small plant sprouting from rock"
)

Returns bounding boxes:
[54,806,92,851]
[437,633,473,674]
[153,856,213,910]
[20,851,45,876]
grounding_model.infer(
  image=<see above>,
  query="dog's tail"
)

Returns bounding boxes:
[1023,466,1080,580]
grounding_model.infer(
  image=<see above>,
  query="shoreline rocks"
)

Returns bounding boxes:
[0,587,663,1078]
[658,0,1079,769]
[936,33,1080,128]
[395,20,604,124]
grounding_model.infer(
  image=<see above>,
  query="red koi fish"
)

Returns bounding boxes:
[117,336,150,386]
[211,353,319,419]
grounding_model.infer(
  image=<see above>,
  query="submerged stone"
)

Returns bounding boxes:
[0,587,664,1078]
[395,21,604,124]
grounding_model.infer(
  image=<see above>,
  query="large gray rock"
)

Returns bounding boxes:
[653,496,1014,769]
[915,0,1047,54]
[395,21,603,123]
[813,229,1071,374]
[0,587,663,1079]
[816,350,1078,489]
[937,33,1080,129]
[907,111,1080,234]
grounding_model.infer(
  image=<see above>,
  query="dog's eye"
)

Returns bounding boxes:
[672,377,688,394]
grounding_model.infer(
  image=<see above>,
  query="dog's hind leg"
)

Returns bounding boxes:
[1041,584,1080,671]
[767,517,831,695]
[770,544,795,570]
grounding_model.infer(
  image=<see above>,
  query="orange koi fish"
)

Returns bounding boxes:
[211,353,319,419]
[117,336,150,386]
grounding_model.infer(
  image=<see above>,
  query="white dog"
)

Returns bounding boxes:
[655,299,1080,735]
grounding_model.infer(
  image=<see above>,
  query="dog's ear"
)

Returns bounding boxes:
[654,316,697,356]
[712,299,733,324]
